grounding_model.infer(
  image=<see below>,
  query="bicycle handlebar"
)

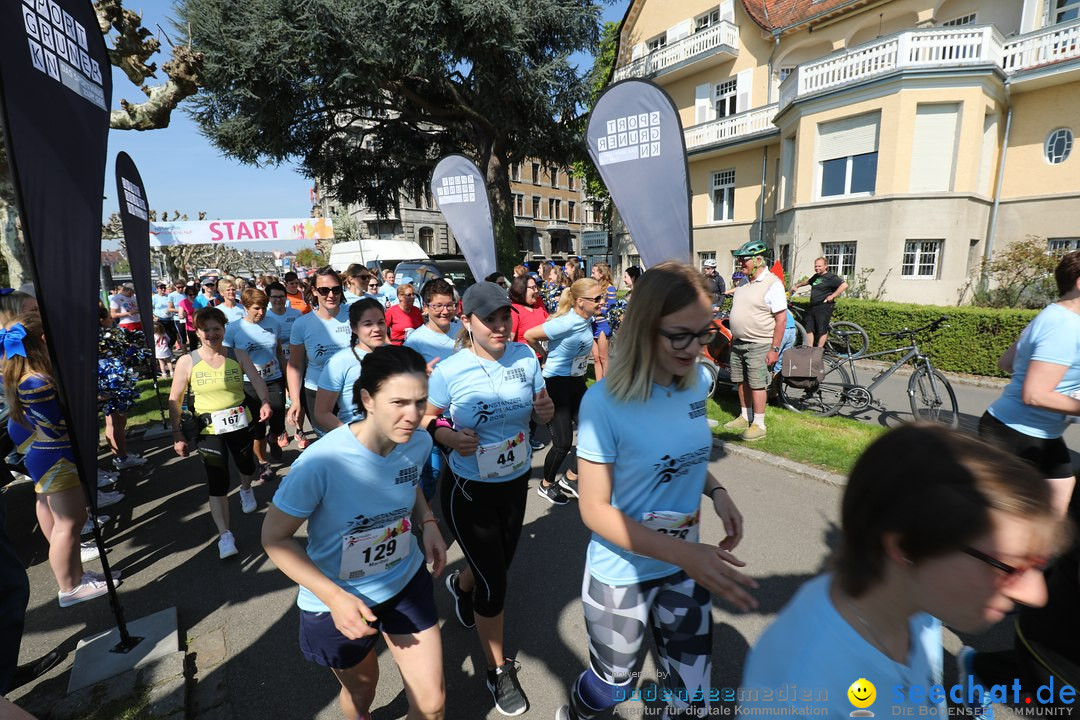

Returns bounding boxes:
[879,315,949,339]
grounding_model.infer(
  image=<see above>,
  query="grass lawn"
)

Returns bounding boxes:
[706,393,884,476]
[101,378,172,434]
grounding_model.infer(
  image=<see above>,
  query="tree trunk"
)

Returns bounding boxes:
[479,138,520,274]
[0,145,32,288]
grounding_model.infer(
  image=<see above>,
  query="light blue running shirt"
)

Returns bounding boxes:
[576,365,713,585]
[152,294,171,320]
[318,346,368,424]
[542,311,594,378]
[223,317,282,382]
[428,342,544,483]
[988,303,1080,439]
[267,307,302,361]
[404,321,462,365]
[219,304,245,324]
[273,424,433,610]
[289,307,352,390]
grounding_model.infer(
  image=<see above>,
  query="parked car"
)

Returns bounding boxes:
[393,256,476,297]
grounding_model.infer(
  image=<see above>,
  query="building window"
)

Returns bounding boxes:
[532,196,541,219]
[568,201,576,223]
[511,163,521,182]
[550,168,558,188]
[646,34,667,53]
[779,66,794,82]
[514,193,525,217]
[418,227,434,254]
[1054,0,1080,23]
[531,163,540,184]
[821,242,857,277]
[901,240,942,279]
[567,174,575,191]
[714,79,737,118]
[942,13,977,25]
[695,8,721,32]
[817,113,880,199]
[1049,238,1080,253]
[821,153,878,197]
[628,254,641,268]
[711,169,735,222]
[1045,128,1073,164]
[698,251,717,268]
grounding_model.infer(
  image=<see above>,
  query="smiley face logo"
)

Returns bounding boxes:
[848,678,876,713]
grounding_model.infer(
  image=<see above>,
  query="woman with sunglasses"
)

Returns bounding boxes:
[741,424,1064,718]
[314,298,388,433]
[386,283,423,346]
[589,263,618,381]
[555,262,753,720]
[287,268,352,439]
[524,277,603,505]
[423,282,554,716]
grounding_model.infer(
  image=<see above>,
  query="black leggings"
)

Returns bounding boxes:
[244,378,286,438]
[543,375,587,485]
[440,470,529,617]
[197,428,257,496]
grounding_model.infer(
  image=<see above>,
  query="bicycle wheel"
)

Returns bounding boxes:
[826,321,869,359]
[778,355,850,417]
[792,319,807,348]
[698,357,720,398]
[908,366,959,428]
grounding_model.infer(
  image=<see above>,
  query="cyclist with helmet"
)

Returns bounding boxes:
[723,240,786,442]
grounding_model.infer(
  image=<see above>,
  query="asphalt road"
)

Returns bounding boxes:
[4,432,1044,719]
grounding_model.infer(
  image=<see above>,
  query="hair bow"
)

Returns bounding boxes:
[0,324,28,359]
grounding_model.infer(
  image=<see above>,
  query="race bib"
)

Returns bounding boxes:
[209,406,249,434]
[476,432,529,479]
[571,354,591,377]
[339,519,413,580]
[257,358,279,379]
[641,509,700,543]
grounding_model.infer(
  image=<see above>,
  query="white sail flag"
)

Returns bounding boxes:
[431,155,497,281]
[586,79,692,267]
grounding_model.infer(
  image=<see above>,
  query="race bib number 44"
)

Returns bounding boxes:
[339,518,413,580]
[476,432,529,479]
[641,510,700,543]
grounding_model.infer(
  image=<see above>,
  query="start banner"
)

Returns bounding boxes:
[149,217,334,246]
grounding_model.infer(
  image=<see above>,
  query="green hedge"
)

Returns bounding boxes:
[790,298,1038,378]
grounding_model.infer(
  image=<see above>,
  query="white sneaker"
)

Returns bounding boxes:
[218,531,238,559]
[79,541,100,563]
[80,514,110,536]
[239,488,257,514]
[112,453,147,469]
[82,569,121,584]
[58,578,109,607]
[97,469,119,488]
[96,490,125,509]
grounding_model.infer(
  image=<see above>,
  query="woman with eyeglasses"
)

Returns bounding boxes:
[385,283,423,346]
[524,277,603,505]
[741,424,1065,718]
[287,267,352,439]
[555,262,753,720]
[314,299,388,433]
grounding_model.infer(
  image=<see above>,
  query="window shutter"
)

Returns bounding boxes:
[908,104,959,193]
[720,0,735,22]
[631,43,645,60]
[695,83,713,124]
[816,112,881,162]
[668,19,692,43]
[735,68,753,113]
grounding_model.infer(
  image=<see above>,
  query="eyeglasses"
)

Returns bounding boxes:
[269,294,287,300]
[526,284,538,291]
[962,546,1050,584]
[428,303,454,311]
[658,325,721,350]
[313,285,344,297]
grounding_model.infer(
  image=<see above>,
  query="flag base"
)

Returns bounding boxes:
[67,607,178,694]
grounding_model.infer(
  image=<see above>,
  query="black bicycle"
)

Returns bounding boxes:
[778,315,959,427]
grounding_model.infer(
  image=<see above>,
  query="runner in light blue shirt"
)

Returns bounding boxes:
[265,281,304,448]
[315,298,387,430]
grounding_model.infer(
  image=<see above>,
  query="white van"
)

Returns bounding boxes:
[328,240,429,272]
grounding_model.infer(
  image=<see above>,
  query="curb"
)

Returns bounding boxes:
[713,436,847,488]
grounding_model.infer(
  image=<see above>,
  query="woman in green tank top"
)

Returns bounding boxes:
[168,307,272,559]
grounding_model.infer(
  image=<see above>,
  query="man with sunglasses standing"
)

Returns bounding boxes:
[724,240,787,442]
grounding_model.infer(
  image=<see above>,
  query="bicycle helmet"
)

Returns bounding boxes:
[733,240,768,258]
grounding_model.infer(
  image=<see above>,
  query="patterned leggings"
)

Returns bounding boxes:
[574,569,713,718]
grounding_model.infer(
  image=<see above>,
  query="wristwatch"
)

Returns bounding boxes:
[771,346,781,352]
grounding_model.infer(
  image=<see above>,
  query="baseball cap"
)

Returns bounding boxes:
[122,282,135,290]
[462,282,511,318]
[703,259,717,268]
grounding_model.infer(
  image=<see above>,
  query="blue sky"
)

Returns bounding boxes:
[104,1,629,229]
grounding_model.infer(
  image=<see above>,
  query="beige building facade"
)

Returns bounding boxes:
[614,0,1080,304]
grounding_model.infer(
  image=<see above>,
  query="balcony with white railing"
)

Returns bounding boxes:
[614,21,739,82]
[684,104,779,152]
[1002,18,1080,72]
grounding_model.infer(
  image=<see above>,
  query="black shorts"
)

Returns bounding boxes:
[978,412,1075,478]
[298,567,437,669]
[804,303,835,337]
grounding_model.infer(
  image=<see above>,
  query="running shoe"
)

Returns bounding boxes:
[57,578,109,607]
[258,464,276,484]
[112,453,147,469]
[740,425,767,442]
[444,570,476,629]
[97,469,119,488]
[957,646,995,720]
[80,514,110,536]
[536,482,569,506]
[239,488,257,514]
[218,531,238,559]
[268,435,283,461]
[296,434,311,450]
[7,650,63,691]
[95,489,125,509]
[723,416,750,431]
[79,541,100,563]
[530,438,546,451]
[83,569,121,584]
[556,473,579,499]
[487,658,528,716]
[276,432,290,449]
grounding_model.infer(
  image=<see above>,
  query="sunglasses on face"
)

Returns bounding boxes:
[314,285,344,297]
[658,325,721,350]
[962,546,1050,585]
[583,294,604,303]
[368,283,379,289]
[399,293,415,300]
